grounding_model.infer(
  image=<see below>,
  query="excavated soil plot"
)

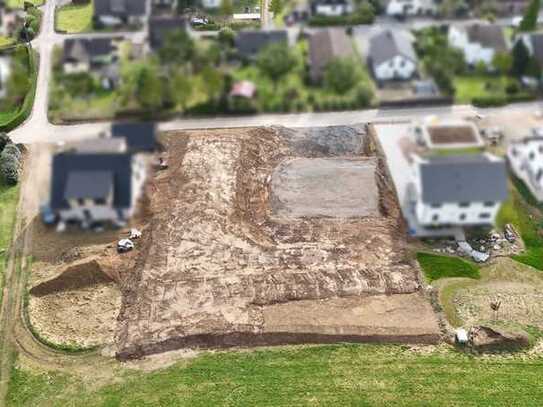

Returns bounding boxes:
[116,126,440,359]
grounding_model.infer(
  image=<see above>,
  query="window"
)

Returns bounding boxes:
[459,202,470,208]
[78,198,85,206]
[432,214,439,222]
[479,213,491,219]
[483,201,495,207]
[95,198,106,205]
[430,203,442,208]
[530,152,535,160]
[459,213,466,221]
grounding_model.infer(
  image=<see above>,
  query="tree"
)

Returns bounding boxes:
[354,1,375,24]
[136,67,162,111]
[218,27,235,47]
[201,66,223,103]
[256,42,297,86]
[512,39,531,77]
[172,71,193,110]
[0,133,11,153]
[492,52,513,75]
[0,145,21,185]
[220,0,233,17]
[354,84,373,108]
[519,0,540,32]
[269,0,283,15]
[158,29,194,65]
[323,57,360,94]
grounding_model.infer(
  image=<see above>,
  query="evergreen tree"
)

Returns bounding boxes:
[519,0,541,32]
[512,40,531,76]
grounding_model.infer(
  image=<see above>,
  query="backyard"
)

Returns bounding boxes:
[8,344,543,406]
[55,1,93,34]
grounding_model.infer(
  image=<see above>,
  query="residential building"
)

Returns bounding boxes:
[93,0,147,27]
[310,0,353,16]
[201,0,221,8]
[448,23,508,67]
[50,138,147,228]
[507,135,543,202]
[0,7,25,38]
[234,30,288,59]
[0,54,11,99]
[308,28,353,83]
[368,30,418,82]
[111,122,157,153]
[386,0,437,17]
[412,154,508,227]
[148,15,187,51]
[62,37,121,89]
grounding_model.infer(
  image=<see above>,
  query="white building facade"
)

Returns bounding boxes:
[373,55,417,81]
[507,136,543,202]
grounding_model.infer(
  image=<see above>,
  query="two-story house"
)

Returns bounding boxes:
[386,0,437,17]
[310,0,353,16]
[412,154,508,227]
[448,23,508,67]
[49,138,147,229]
[63,37,121,89]
[507,134,543,202]
[368,30,418,82]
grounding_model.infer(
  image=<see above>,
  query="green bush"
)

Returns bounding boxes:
[471,95,508,107]
[0,150,21,185]
[0,133,11,153]
[308,12,374,27]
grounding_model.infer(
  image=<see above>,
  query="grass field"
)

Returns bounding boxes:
[0,181,20,304]
[6,0,43,8]
[7,344,543,406]
[417,252,481,282]
[55,1,93,33]
[497,179,543,271]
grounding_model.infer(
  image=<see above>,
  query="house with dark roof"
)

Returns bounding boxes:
[308,28,353,83]
[412,153,508,227]
[448,23,508,67]
[310,0,353,16]
[368,30,418,82]
[49,138,147,229]
[148,15,187,51]
[111,122,157,152]
[234,30,288,59]
[63,37,121,89]
[93,0,147,27]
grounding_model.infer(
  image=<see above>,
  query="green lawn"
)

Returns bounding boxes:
[6,0,43,8]
[417,252,481,282]
[0,36,15,48]
[453,75,510,104]
[8,344,543,406]
[55,1,93,33]
[0,181,20,305]
[497,179,543,271]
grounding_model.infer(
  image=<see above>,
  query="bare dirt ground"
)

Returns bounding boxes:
[114,126,440,359]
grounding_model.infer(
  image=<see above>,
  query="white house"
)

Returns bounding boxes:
[507,134,543,202]
[310,0,353,16]
[93,0,147,27]
[386,0,437,17]
[448,23,508,67]
[201,0,221,8]
[369,30,418,81]
[412,153,508,227]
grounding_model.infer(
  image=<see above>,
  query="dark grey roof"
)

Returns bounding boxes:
[369,30,417,67]
[420,155,508,204]
[112,122,157,152]
[149,16,187,50]
[94,0,146,17]
[51,152,133,210]
[64,171,113,200]
[235,30,288,58]
[309,28,353,82]
[63,38,116,64]
[466,24,507,53]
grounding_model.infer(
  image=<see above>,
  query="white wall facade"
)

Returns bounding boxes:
[386,0,436,16]
[448,26,495,66]
[508,139,543,202]
[64,61,90,74]
[374,55,417,81]
[314,4,353,16]
[415,201,501,226]
[202,0,221,8]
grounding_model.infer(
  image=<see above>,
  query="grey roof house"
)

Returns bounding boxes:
[308,28,353,83]
[112,122,157,152]
[368,30,418,82]
[234,30,288,59]
[148,16,187,50]
[93,0,147,26]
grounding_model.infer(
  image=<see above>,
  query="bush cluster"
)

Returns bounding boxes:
[0,134,22,185]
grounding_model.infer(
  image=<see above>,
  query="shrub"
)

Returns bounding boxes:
[0,151,21,185]
[506,82,520,95]
[0,133,11,153]
[472,95,508,107]
[3,143,21,160]
[354,84,373,108]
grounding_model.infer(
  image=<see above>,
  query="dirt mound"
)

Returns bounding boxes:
[470,326,530,352]
[115,127,437,359]
[30,259,113,297]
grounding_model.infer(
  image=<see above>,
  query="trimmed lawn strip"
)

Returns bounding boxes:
[8,344,543,406]
[0,182,20,306]
[417,252,481,282]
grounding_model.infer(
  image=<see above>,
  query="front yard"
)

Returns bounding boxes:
[55,1,93,34]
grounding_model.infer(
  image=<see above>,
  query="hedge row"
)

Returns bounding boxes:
[308,13,374,27]
[471,92,537,107]
[0,46,38,132]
